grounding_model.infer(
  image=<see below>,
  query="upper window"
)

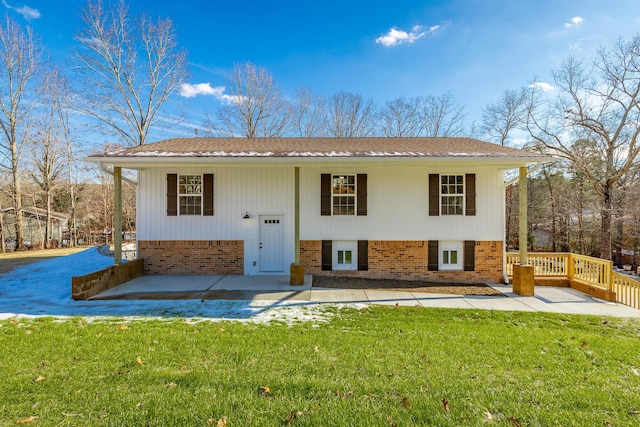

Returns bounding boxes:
[167,173,213,217]
[321,173,367,216]
[440,175,464,215]
[179,175,202,215]
[332,175,356,215]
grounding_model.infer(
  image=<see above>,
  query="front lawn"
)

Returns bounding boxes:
[1,307,639,426]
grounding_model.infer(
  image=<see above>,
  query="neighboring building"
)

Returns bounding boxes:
[88,137,548,284]
[1,207,69,249]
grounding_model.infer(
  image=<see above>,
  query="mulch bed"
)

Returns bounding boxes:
[312,276,503,296]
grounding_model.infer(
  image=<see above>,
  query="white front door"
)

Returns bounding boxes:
[259,215,284,272]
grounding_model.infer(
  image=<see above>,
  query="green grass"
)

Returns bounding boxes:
[1,307,639,426]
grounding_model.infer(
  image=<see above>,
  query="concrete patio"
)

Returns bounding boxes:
[90,274,640,318]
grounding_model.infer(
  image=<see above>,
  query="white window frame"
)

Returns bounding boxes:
[440,175,464,215]
[439,241,463,271]
[178,174,202,216]
[332,174,357,216]
[333,240,357,270]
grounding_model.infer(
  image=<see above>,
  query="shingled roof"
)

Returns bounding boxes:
[91,137,548,160]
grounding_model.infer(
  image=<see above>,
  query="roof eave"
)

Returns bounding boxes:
[86,154,552,169]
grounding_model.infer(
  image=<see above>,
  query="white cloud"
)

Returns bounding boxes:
[564,16,583,28]
[179,83,223,98]
[376,24,439,47]
[529,82,555,92]
[2,0,41,21]
[179,83,244,103]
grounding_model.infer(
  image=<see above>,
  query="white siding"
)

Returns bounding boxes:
[299,165,505,241]
[137,166,294,275]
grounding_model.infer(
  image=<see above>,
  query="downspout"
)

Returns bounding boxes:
[114,167,122,264]
[502,162,542,284]
[503,263,510,284]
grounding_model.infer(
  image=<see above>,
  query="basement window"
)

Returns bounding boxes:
[440,241,463,271]
[333,241,357,270]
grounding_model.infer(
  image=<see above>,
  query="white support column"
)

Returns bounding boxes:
[290,166,304,285]
[513,165,534,296]
[294,166,300,264]
[114,166,123,265]
[519,166,528,265]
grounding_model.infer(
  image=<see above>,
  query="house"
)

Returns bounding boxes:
[1,206,69,249]
[87,137,548,284]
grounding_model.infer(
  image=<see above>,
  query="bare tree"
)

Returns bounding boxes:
[199,113,219,137]
[216,62,291,138]
[31,67,75,248]
[624,165,640,273]
[323,91,377,137]
[378,97,421,137]
[75,0,188,146]
[527,35,640,260]
[481,88,527,145]
[291,86,324,137]
[417,92,466,137]
[31,68,62,248]
[58,77,78,247]
[0,15,41,250]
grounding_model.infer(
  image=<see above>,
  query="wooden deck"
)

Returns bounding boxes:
[506,252,640,310]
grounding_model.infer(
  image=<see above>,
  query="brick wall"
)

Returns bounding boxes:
[301,240,504,283]
[138,240,243,275]
[72,258,145,300]
[300,240,323,273]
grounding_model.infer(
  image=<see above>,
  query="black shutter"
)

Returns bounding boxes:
[167,174,177,216]
[465,174,476,216]
[428,240,439,271]
[203,174,214,216]
[321,174,331,216]
[321,240,332,271]
[356,174,367,216]
[358,240,368,271]
[464,240,476,271]
[429,174,439,216]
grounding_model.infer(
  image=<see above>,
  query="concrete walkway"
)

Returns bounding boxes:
[91,274,640,318]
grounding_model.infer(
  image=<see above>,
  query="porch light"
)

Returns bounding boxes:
[243,211,250,219]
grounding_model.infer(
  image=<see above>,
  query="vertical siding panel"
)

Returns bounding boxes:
[262,167,268,212]
[232,168,238,239]
[141,165,503,244]
[299,166,504,242]
[253,167,260,214]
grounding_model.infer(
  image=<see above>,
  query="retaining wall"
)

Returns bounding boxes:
[72,258,144,300]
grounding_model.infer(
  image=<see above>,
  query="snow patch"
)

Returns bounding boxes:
[121,151,276,157]
[0,247,354,324]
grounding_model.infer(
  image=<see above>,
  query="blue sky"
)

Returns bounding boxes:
[4,0,640,140]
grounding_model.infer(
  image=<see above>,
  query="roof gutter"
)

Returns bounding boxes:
[99,162,137,187]
[87,156,552,170]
